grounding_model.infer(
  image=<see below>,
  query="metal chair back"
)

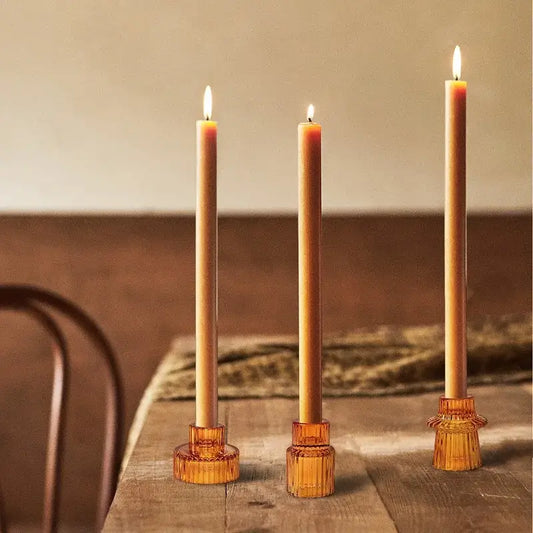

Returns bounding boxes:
[0,285,123,532]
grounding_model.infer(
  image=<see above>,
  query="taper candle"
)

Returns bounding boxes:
[444,46,467,398]
[298,104,322,423]
[196,85,218,427]
[427,52,486,470]
[175,89,239,483]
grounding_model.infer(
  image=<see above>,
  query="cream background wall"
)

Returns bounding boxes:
[0,1,530,213]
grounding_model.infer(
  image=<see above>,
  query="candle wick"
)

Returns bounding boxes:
[308,117,312,123]
[454,75,459,81]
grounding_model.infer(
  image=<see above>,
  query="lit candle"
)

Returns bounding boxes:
[444,46,467,398]
[196,85,218,427]
[298,104,322,423]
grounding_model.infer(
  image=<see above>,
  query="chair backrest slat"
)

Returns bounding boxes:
[0,285,123,532]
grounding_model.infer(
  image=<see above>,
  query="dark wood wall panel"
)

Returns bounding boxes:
[0,214,529,528]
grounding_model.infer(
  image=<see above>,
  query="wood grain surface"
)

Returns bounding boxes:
[104,384,531,532]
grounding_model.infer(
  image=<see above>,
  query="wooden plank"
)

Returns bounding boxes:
[105,384,531,532]
[326,383,532,436]
[366,452,531,532]
[346,385,532,533]
[225,398,396,532]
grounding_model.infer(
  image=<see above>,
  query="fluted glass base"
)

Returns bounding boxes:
[174,424,239,484]
[427,396,487,471]
[286,420,335,497]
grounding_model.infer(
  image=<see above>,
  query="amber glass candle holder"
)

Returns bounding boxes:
[427,396,487,471]
[174,424,239,484]
[286,420,335,497]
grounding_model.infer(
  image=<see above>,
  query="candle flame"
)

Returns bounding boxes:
[307,104,315,122]
[203,85,212,120]
[453,45,461,80]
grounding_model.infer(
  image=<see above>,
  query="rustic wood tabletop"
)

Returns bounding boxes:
[104,335,531,533]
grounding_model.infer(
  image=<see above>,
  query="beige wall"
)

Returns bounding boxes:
[0,1,530,213]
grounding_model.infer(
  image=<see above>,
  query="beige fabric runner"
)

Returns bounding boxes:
[152,313,531,401]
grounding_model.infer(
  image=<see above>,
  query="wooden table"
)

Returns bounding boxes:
[104,356,531,532]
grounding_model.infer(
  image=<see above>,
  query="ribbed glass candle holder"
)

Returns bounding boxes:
[174,424,239,484]
[286,420,335,497]
[427,396,487,471]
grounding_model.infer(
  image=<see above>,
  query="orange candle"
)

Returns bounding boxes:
[444,46,467,399]
[298,104,323,423]
[196,86,218,427]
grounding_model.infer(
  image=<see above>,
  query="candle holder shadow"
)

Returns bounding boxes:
[174,424,239,484]
[427,396,487,471]
[286,420,335,497]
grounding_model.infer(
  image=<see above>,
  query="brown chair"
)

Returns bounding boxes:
[0,285,124,533]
